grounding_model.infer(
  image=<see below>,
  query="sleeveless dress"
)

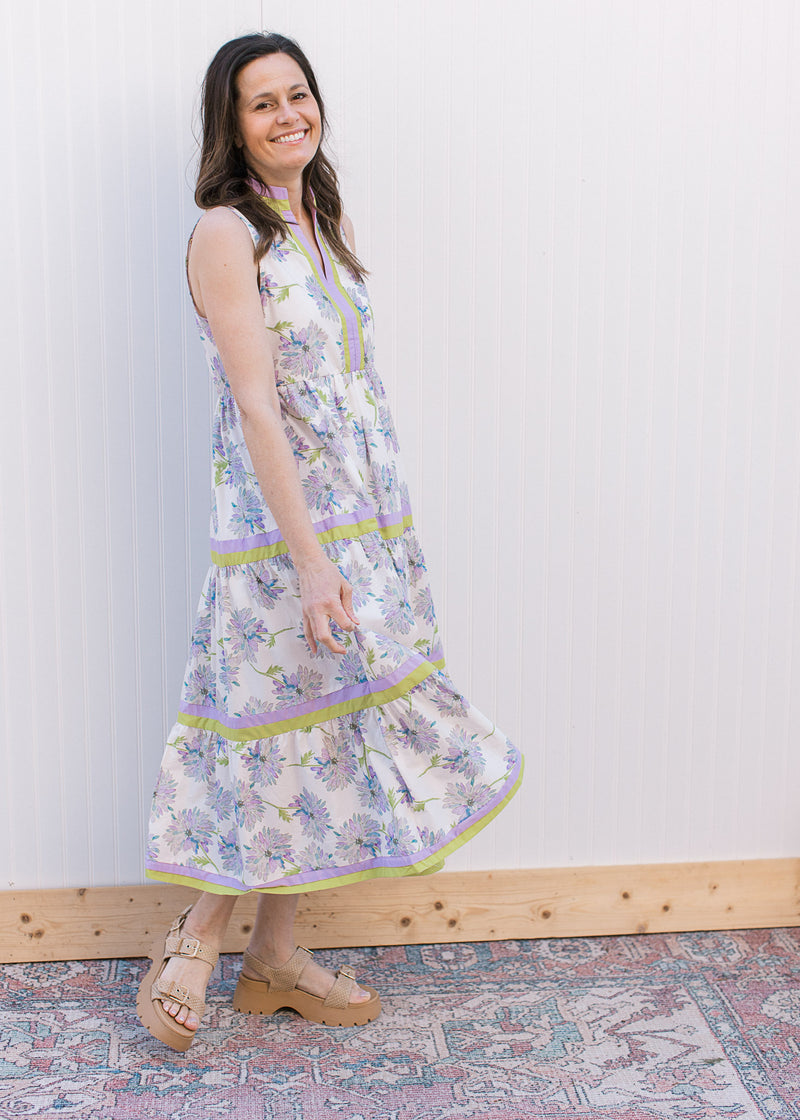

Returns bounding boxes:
[145,183,523,895]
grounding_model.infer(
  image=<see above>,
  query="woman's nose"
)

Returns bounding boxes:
[275,98,299,123]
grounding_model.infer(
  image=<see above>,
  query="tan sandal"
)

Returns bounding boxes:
[233,945,381,1026]
[135,905,219,1051]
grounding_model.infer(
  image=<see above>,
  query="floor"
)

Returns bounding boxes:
[1,927,799,1118]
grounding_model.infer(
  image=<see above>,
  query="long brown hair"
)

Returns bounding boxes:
[195,32,367,281]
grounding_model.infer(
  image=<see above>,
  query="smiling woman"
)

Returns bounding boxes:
[135,31,523,1053]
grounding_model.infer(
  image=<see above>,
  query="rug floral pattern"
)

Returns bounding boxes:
[1,928,799,1118]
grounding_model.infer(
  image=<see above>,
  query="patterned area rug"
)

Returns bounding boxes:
[1,928,799,1119]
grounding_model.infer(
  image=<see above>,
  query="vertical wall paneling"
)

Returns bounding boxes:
[1,0,799,890]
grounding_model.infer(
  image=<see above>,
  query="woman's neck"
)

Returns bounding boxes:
[280,178,304,220]
[248,170,306,222]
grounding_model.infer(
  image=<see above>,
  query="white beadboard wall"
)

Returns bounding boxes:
[1,0,799,890]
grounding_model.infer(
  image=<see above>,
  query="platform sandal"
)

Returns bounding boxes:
[135,905,219,1051]
[233,945,381,1026]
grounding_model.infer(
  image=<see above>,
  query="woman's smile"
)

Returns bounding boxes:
[271,128,309,145]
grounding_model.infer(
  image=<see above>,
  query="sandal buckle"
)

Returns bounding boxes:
[339,965,356,981]
[181,938,201,958]
[173,984,189,1003]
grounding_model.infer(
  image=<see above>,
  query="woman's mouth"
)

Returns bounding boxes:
[271,129,308,145]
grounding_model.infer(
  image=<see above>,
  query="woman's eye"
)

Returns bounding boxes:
[292,92,307,100]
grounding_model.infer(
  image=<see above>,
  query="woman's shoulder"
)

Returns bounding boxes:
[189,207,259,264]
[194,205,257,240]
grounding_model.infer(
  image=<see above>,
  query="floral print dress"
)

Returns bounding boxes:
[145,183,523,895]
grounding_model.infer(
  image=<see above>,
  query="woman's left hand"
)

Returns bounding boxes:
[297,554,360,655]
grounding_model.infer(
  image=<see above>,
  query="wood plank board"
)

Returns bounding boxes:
[2,859,799,963]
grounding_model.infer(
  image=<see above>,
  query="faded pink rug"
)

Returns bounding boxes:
[2,928,799,1118]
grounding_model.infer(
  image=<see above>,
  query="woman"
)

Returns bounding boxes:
[137,31,523,1051]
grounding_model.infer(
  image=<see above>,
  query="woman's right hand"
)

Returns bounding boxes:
[297,555,360,655]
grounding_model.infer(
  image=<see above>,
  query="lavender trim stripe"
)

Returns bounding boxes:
[211,501,412,554]
[181,652,428,730]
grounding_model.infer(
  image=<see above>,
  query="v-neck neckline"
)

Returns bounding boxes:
[245,177,368,374]
[297,212,327,279]
[247,178,329,280]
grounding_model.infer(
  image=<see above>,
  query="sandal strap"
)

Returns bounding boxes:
[152,975,206,1017]
[242,945,313,992]
[162,907,218,968]
[168,904,193,933]
[164,933,218,968]
[323,966,357,1009]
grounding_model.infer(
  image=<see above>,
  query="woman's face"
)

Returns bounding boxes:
[235,52,322,188]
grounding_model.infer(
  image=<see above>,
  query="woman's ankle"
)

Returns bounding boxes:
[181,895,236,945]
[246,939,297,967]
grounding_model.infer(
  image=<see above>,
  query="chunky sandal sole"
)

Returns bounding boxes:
[136,935,197,1051]
[233,973,381,1027]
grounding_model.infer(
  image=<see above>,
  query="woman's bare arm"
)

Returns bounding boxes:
[188,208,358,654]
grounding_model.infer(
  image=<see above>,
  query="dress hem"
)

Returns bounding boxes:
[144,752,524,896]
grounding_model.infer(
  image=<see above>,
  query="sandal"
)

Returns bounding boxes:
[233,945,381,1026]
[135,905,219,1051]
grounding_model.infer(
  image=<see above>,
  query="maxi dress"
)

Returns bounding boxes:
[145,184,523,895]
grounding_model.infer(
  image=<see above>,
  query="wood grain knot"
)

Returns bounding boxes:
[20,914,31,924]
[434,901,444,911]
[662,904,671,912]
[622,891,631,900]
[541,910,551,919]
[447,919,457,928]
[241,923,253,934]
[400,916,411,927]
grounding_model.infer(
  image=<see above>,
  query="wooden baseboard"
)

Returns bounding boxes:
[2,858,798,963]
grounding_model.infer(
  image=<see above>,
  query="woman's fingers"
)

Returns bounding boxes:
[302,614,318,655]
[298,559,360,655]
[318,625,346,655]
[310,602,350,654]
[307,596,359,655]
[340,582,360,627]
[309,616,343,654]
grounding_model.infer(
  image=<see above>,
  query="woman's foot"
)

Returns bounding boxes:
[241,942,372,1005]
[157,926,216,1030]
[157,895,236,1031]
[242,893,372,1006]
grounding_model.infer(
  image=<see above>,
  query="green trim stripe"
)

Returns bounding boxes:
[211,540,288,566]
[261,195,292,215]
[329,255,365,368]
[177,657,436,741]
[211,512,414,566]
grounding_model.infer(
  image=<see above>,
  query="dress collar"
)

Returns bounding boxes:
[247,177,317,228]
[247,177,288,200]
